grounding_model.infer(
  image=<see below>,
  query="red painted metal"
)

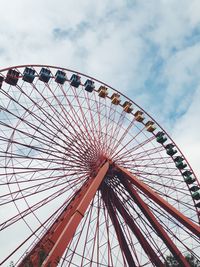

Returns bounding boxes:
[1,64,199,265]
[18,161,109,267]
[105,185,164,266]
[118,172,190,267]
[101,188,137,267]
[116,165,200,238]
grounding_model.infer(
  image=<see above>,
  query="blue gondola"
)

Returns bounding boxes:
[174,156,187,170]
[156,131,167,144]
[39,68,51,83]
[70,74,81,88]
[189,186,199,192]
[5,69,20,86]
[84,79,94,92]
[165,143,177,156]
[182,170,195,184]
[192,191,200,200]
[23,67,35,83]
[55,70,66,85]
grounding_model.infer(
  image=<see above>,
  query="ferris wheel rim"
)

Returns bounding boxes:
[0,64,199,266]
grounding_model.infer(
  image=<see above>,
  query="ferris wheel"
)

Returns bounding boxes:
[0,65,199,267]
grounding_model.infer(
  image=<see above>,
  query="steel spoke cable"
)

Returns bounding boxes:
[0,177,84,231]
[106,111,127,157]
[113,133,155,162]
[1,86,92,160]
[105,104,121,154]
[69,86,102,153]
[0,172,84,206]
[57,83,98,151]
[0,130,89,171]
[3,192,77,266]
[58,84,101,155]
[83,89,106,155]
[106,105,122,157]
[82,90,104,156]
[44,83,97,153]
[109,116,137,157]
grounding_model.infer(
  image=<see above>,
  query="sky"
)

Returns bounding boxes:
[0,0,199,178]
[0,1,200,266]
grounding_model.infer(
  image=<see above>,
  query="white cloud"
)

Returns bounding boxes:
[0,0,200,265]
[172,87,200,178]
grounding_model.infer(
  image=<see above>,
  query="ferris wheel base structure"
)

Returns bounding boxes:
[18,160,200,267]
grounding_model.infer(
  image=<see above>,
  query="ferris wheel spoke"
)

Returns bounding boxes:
[133,206,167,261]
[44,83,97,152]
[5,84,93,157]
[1,130,89,170]
[102,100,118,157]
[95,96,109,155]
[82,91,105,154]
[148,200,200,252]
[0,110,74,160]
[0,88,66,141]
[113,135,155,162]
[20,162,109,267]
[106,105,123,156]
[0,172,82,206]
[109,117,136,157]
[0,197,72,266]
[127,145,165,160]
[17,82,75,134]
[106,107,125,155]
[87,90,107,154]
[0,181,78,231]
[76,199,96,266]
[135,174,188,195]
[80,91,102,149]
[115,145,166,170]
[68,87,100,149]
[62,204,93,266]
[112,175,195,261]
[58,85,100,153]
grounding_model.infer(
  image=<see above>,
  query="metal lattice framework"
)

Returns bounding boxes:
[0,65,200,267]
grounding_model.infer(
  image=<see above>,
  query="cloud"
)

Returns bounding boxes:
[172,86,200,178]
[0,0,200,265]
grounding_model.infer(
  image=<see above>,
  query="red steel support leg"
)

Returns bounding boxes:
[101,189,137,267]
[119,175,190,267]
[41,161,109,267]
[18,161,109,267]
[105,185,164,266]
[116,165,200,238]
